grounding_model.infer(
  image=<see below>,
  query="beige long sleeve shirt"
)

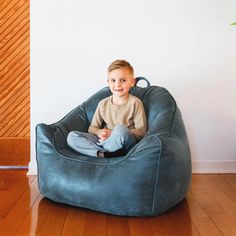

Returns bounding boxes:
[88,94,147,140]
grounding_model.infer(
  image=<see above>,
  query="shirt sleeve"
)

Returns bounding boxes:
[130,99,147,140]
[88,101,104,136]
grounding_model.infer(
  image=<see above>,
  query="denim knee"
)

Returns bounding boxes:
[67,131,99,146]
[67,131,77,146]
[109,125,136,149]
[112,125,130,138]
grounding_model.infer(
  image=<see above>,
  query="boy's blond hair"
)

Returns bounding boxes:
[108,60,134,76]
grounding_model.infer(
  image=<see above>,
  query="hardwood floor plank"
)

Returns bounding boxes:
[0,171,34,220]
[191,186,236,236]
[192,174,233,190]
[129,217,153,236]
[16,194,43,236]
[83,210,107,236]
[186,192,223,236]
[0,170,29,224]
[151,200,200,236]
[0,170,28,188]
[168,200,200,236]
[0,170,32,221]
[220,174,236,203]
[36,201,68,236]
[204,186,236,223]
[192,174,236,222]
[107,215,130,236]
[150,213,177,236]
[15,195,51,235]
[0,177,39,235]
[61,206,87,236]
[221,174,236,186]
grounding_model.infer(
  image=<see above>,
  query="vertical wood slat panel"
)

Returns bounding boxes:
[0,0,30,138]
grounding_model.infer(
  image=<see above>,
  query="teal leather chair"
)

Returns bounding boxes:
[36,78,191,216]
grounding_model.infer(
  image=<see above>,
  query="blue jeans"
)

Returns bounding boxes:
[67,125,137,157]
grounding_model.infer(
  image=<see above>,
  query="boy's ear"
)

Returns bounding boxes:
[132,78,136,87]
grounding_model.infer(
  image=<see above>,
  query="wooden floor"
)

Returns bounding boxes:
[0,170,236,236]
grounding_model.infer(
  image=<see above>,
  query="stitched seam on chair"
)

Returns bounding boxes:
[51,134,136,166]
[165,95,177,137]
[155,105,177,141]
[151,135,162,215]
[156,87,177,139]
[148,94,177,214]
[35,125,44,195]
[145,88,177,139]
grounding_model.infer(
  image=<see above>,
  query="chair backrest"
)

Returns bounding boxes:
[52,78,189,152]
[59,78,184,139]
[130,85,177,136]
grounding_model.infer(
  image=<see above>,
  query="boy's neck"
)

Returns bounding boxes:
[112,94,130,105]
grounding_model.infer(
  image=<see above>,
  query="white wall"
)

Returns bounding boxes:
[30,0,236,174]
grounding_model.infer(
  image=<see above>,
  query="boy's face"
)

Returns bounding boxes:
[107,68,135,98]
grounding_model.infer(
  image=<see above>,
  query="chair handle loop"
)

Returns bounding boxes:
[135,77,151,87]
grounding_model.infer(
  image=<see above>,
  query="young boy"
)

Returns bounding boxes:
[67,60,147,158]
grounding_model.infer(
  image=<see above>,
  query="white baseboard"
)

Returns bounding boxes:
[192,160,236,173]
[27,160,37,176]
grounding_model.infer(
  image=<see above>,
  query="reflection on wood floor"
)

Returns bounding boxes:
[0,170,236,235]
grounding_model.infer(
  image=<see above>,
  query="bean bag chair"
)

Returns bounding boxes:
[36,77,191,216]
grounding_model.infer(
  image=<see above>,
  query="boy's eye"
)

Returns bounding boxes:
[109,79,127,83]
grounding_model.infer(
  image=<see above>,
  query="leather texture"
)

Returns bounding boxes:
[36,78,191,216]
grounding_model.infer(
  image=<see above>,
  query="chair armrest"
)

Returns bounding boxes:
[36,123,57,155]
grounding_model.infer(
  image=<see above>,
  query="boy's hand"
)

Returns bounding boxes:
[98,129,111,141]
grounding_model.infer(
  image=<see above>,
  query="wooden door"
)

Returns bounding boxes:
[0,0,30,166]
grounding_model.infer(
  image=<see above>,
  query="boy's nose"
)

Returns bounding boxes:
[115,80,121,86]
